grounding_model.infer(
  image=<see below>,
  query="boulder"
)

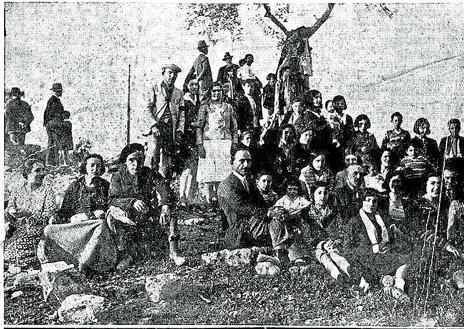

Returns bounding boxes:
[145,273,179,303]
[39,262,89,304]
[453,270,464,289]
[201,247,269,267]
[255,261,280,277]
[183,217,206,225]
[58,294,106,324]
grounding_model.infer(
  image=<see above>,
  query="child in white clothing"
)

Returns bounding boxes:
[274,179,311,217]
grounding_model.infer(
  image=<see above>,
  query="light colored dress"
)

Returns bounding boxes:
[196,101,238,183]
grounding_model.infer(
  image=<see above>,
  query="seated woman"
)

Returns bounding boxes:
[299,150,335,197]
[300,181,348,281]
[40,154,116,273]
[5,158,57,269]
[347,114,380,164]
[343,188,410,300]
[411,118,440,167]
[108,143,185,269]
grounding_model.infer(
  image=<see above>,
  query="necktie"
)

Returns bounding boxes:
[243,177,249,192]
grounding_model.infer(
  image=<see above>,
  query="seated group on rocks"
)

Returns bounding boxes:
[4,73,464,303]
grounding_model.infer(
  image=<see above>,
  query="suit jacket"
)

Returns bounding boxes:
[236,95,261,131]
[44,95,64,127]
[217,64,239,85]
[335,184,363,223]
[439,135,464,158]
[5,99,34,133]
[217,173,267,248]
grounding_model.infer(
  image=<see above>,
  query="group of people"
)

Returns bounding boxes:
[4,41,464,302]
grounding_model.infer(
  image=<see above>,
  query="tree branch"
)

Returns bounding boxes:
[296,3,335,39]
[262,3,289,36]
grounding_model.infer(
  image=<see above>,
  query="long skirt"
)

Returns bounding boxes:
[196,139,232,183]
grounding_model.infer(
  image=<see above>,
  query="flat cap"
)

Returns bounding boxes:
[162,64,181,73]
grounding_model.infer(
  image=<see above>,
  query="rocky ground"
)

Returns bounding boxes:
[3,147,464,326]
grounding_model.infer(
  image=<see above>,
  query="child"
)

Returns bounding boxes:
[255,171,278,207]
[274,178,311,219]
[381,112,411,160]
[400,139,433,196]
[262,73,276,117]
[281,99,303,126]
[300,151,335,196]
[363,161,385,192]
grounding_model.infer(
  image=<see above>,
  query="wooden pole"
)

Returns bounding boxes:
[127,64,131,144]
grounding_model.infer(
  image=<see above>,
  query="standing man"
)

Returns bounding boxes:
[191,40,213,100]
[5,87,34,147]
[44,83,65,166]
[145,64,185,179]
[217,52,239,85]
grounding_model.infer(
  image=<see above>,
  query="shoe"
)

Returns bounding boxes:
[116,254,133,271]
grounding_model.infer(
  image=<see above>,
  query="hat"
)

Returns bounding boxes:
[198,40,209,49]
[10,87,24,97]
[162,64,181,73]
[51,83,63,91]
[119,143,145,163]
[222,52,233,61]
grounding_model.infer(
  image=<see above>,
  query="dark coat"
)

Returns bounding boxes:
[59,176,110,222]
[236,95,262,131]
[411,136,440,167]
[439,135,464,158]
[217,173,268,248]
[44,95,64,128]
[109,166,170,219]
[5,99,34,133]
[334,185,364,223]
[217,63,239,85]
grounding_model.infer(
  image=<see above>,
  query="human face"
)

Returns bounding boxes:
[200,46,209,55]
[291,102,303,114]
[381,151,391,166]
[243,83,253,96]
[225,58,232,65]
[347,165,364,187]
[269,77,276,85]
[312,155,325,171]
[28,162,46,186]
[256,175,272,193]
[222,84,230,95]
[86,157,102,178]
[449,122,460,137]
[232,150,252,176]
[189,82,199,94]
[312,93,322,109]
[313,186,329,205]
[392,116,402,130]
[418,124,428,137]
[211,87,223,102]
[426,176,441,198]
[125,151,144,176]
[345,154,357,166]
[367,163,378,176]
[286,185,299,200]
[333,99,346,114]
[54,90,63,97]
[163,68,178,86]
[325,101,334,113]
[241,133,252,147]
[246,55,254,65]
[358,119,368,133]
[406,145,417,158]
[389,175,402,193]
[443,170,458,191]
[299,130,312,145]
[362,196,378,213]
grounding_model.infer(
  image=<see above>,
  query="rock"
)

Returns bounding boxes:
[452,270,464,289]
[145,273,179,303]
[183,217,206,225]
[11,291,23,299]
[255,261,280,277]
[58,294,106,324]
[39,262,89,304]
[201,247,269,267]
[13,270,40,288]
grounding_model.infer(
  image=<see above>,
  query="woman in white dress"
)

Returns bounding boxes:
[196,82,238,204]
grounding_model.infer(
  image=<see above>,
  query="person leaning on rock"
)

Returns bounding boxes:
[5,87,34,147]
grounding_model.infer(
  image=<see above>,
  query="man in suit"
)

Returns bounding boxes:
[335,164,366,223]
[217,149,296,264]
[440,119,464,160]
[217,52,239,85]
[144,64,185,179]
[236,80,262,142]
[5,87,34,146]
[44,83,65,166]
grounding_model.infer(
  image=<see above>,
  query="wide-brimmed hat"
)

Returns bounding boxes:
[10,87,24,97]
[198,40,209,49]
[162,64,182,73]
[51,83,63,91]
[223,52,233,61]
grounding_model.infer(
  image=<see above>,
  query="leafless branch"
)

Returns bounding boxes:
[262,3,289,36]
[296,3,335,39]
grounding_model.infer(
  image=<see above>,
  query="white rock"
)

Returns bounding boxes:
[13,271,40,288]
[201,247,268,267]
[183,217,206,225]
[11,291,23,299]
[145,273,179,303]
[453,270,464,289]
[58,294,106,324]
[41,261,74,272]
[255,261,280,277]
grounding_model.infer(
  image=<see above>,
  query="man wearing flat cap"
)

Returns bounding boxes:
[44,83,65,166]
[144,64,185,179]
[186,40,212,100]
[5,87,34,147]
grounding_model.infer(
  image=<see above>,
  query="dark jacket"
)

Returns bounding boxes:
[5,99,34,133]
[262,83,275,110]
[334,185,364,223]
[236,95,262,131]
[411,136,440,167]
[109,166,170,219]
[217,64,239,85]
[44,95,64,128]
[218,173,268,248]
[439,135,464,159]
[59,176,110,222]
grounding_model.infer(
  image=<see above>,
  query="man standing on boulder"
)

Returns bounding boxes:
[145,64,185,179]
[191,40,213,100]
[5,87,34,147]
[44,83,65,166]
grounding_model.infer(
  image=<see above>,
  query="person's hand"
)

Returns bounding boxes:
[159,205,171,226]
[151,126,160,137]
[198,145,206,159]
[93,209,105,218]
[133,200,148,214]
[445,244,461,258]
